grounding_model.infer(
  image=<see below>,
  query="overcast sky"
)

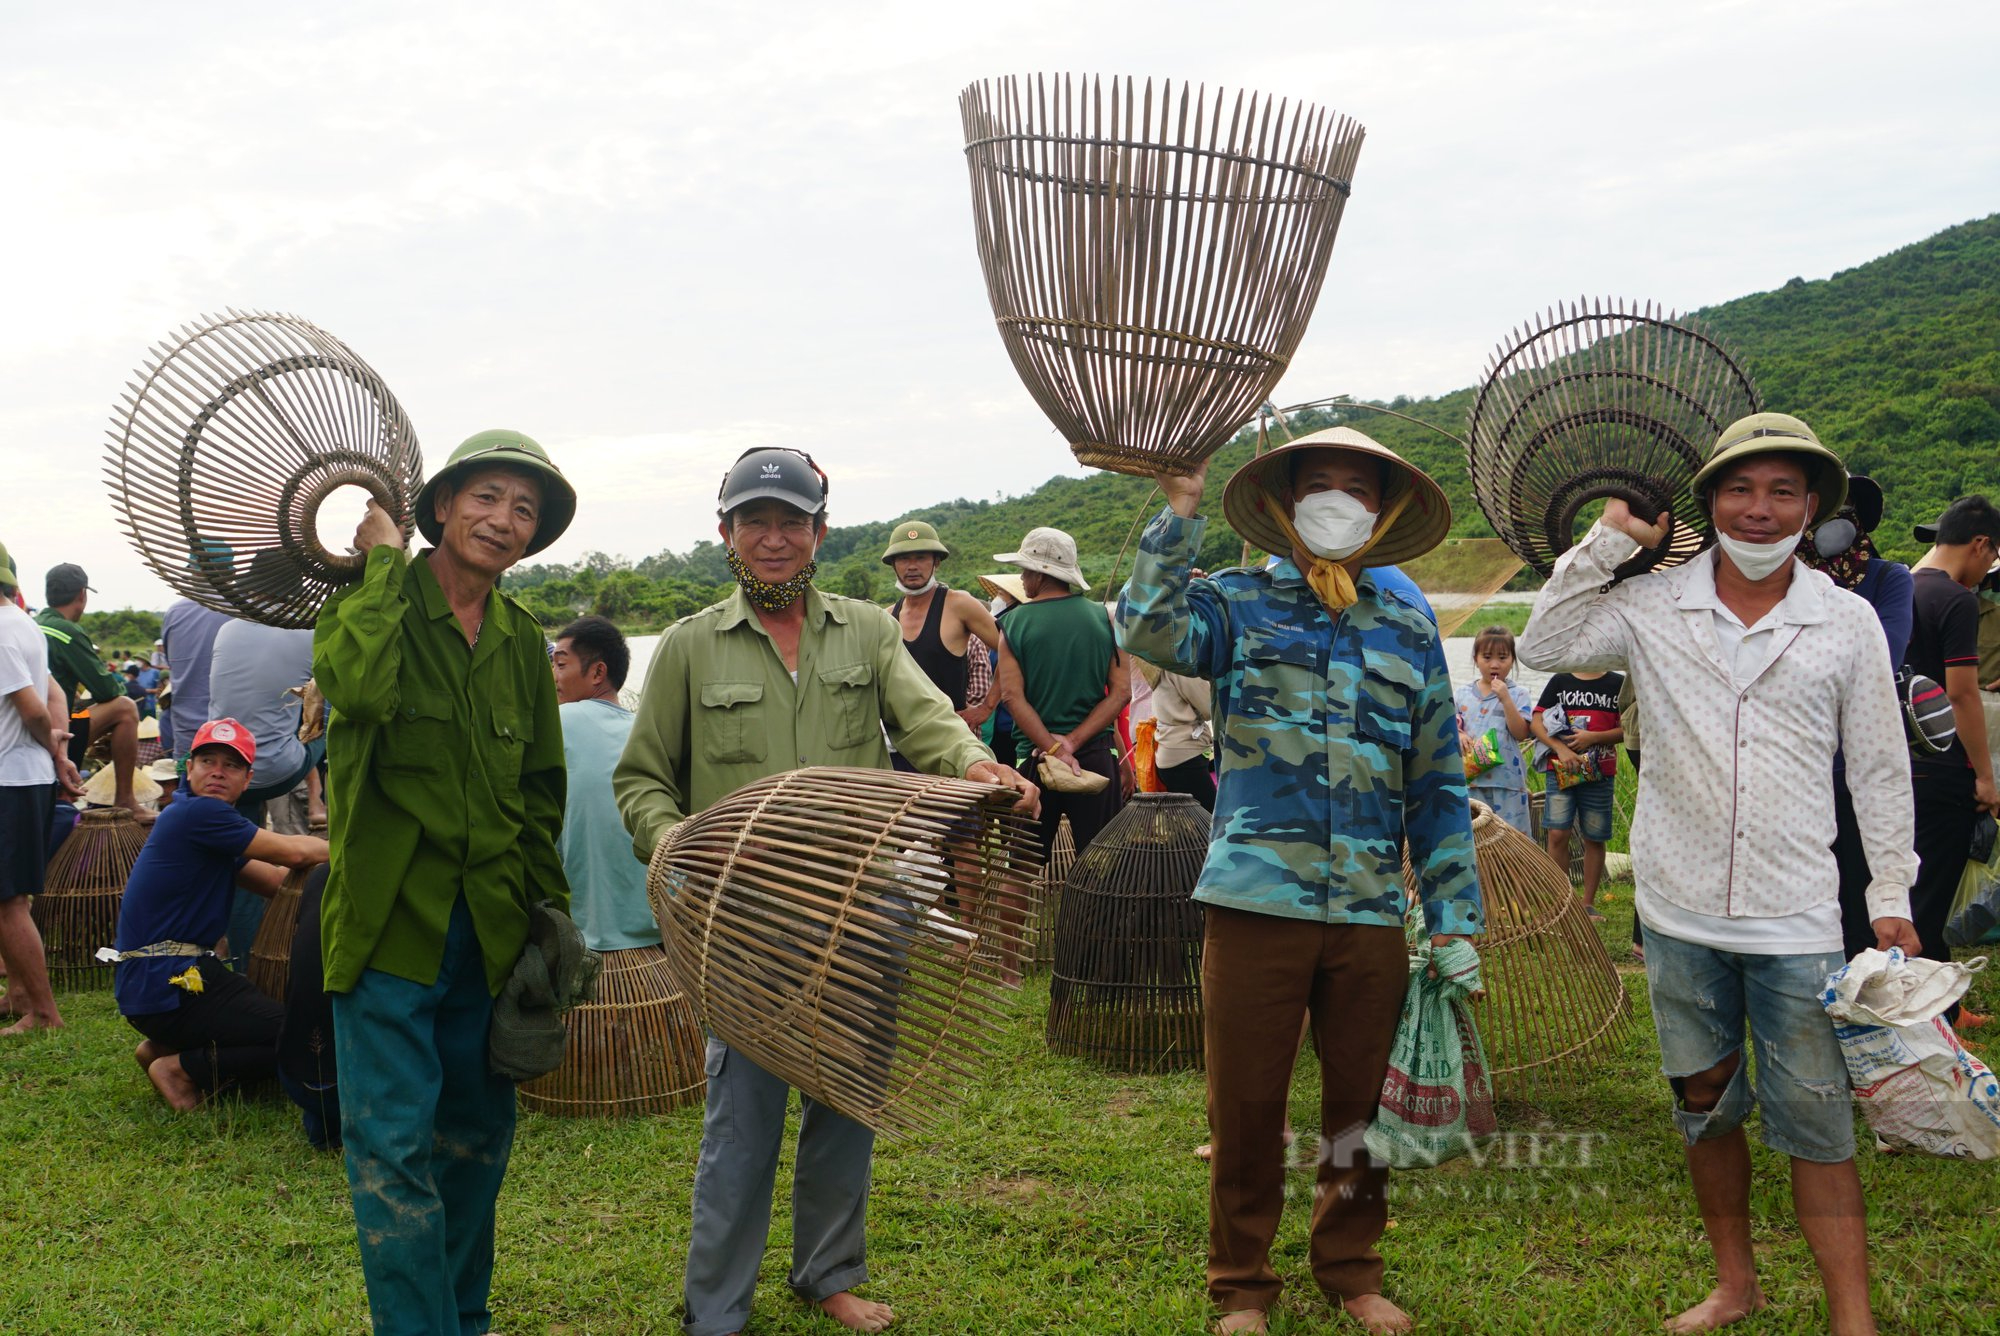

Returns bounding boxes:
[3,0,1995,611]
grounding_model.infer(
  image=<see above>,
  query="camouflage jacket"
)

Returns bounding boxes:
[1115,509,1483,937]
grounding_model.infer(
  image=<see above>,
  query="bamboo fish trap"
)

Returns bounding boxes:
[1047,793,1208,1072]
[961,74,1364,477]
[105,310,423,629]
[1466,299,1761,579]
[1028,816,1076,974]
[645,767,1041,1139]
[1405,801,1629,1096]
[34,808,151,991]
[247,867,308,1002]
[519,945,709,1118]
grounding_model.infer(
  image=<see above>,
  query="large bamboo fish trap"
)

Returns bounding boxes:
[646,767,1041,1139]
[1406,801,1628,1096]
[1047,793,1208,1071]
[247,867,308,1002]
[1028,816,1076,973]
[34,808,151,991]
[961,74,1364,478]
[105,310,423,629]
[519,945,708,1118]
[1466,299,1761,579]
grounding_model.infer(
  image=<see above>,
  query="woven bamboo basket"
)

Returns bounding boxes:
[247,867,308,1002]
[1028,817,1076,973]
[33,808,151,991]
[961,74,1364,477]
[105,310,423,629]
[1047,793,1208,1071]
[519,944,708,1118]
[1466,298,1761,579]
[646,766,1041,1139]
[1405,800,1629,1096]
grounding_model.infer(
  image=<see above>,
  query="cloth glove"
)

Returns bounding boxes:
[489,901,601,1081]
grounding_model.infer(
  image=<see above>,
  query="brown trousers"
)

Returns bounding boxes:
[1202,904,1408,1313]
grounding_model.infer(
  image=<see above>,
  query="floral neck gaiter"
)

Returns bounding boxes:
[727,547,818,611]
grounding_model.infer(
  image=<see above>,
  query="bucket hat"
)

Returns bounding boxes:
[1690,413,1846,521]
[882,520,950,564]
[995,527,1089,591]
[1221,426,1453,568]
[415,429,578,557]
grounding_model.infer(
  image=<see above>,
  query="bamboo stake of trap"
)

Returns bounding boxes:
[247,867,308,1003]
[1028,816,1076,974]
[1465,298,1760,580]
[34,809,151,992]
[1047,793,1209,1072]
[961,74,1364,478]
[519,944,708,1118]
[646,767,1042,1139]
[1405,800,1630,1097]
[104,310,423,630]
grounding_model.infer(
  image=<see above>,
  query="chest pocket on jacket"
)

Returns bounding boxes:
[699,681,768,765]
[817,663,876,750]
[489,702,532,793]
[379,686,453,775]
[1236,626,1321,724]
[1355,650,1418,752]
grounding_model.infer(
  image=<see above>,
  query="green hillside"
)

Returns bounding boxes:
[508,212,2000,626]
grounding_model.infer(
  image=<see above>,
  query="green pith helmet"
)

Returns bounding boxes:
[881,520,950,564]
[1691,412,1847,521]
[0,539,15,588]
[415,429,578,557]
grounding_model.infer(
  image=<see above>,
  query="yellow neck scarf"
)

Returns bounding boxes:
[1267,488,1412,611]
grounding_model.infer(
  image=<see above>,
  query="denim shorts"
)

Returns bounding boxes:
[1541,776,1614,843]
[1641,924,1855,1163]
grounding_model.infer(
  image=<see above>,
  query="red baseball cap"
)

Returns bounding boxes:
[189,717,256,768]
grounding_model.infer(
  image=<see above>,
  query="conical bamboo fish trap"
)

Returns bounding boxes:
[247,867,308,1002]
[1028,817,1076,974]
[33,808,151,991]
[961,74,1364,477]
[1405,801,1629,1096]
[105,310,423,629]
[519,945,708,1118]
[1466,299,1761,579]
[645,767,1041,1139]
[1047,793,1208,1071]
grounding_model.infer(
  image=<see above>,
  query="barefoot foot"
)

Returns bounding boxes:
[0,1013,64,1037]
[1664,1284,1769,1334]
[1215,1310,1267,1335]
[115,798,158,825]
[147,1055,203,1111]
[134,1038,177,1072]
[1343,1294,1414,1335]
[817,1291,893,1333]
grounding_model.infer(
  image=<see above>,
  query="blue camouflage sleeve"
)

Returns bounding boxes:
[1405,630,1484,937]
[1115,508,1231,680]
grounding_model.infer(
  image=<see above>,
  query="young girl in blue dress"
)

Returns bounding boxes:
[1455,624,1533,834]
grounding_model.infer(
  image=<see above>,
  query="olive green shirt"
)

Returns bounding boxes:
[614,586,994,860]
[36,610,122,713]
[313,546,569,995]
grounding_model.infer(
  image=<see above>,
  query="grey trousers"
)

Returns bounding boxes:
[683,1037,875,1336]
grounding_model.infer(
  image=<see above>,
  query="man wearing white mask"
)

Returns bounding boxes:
[1519,412,1920,1335]
[1118,428,1482,1336]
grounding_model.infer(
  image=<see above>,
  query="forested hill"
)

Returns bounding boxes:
[506,211,2000,626]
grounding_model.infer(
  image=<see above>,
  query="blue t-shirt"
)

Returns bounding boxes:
[1455,680,1533,794]
[112,795,261,1016]
[558,699,661,951]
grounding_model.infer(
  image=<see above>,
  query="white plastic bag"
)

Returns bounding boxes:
[1820,948,2000,1160]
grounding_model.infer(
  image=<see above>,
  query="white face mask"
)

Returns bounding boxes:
[1291,489,1380,561]
[898,575,938,597]
[989,595,1010,616]
[1715,528,1804,581]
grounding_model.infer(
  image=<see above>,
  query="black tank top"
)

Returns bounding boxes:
[891,585,968,710]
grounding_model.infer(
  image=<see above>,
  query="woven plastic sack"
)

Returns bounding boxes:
[1364,939,1498,1168]
[1820,948,2000,1160]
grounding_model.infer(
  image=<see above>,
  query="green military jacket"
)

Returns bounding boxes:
[313,546,569,995]
[614,585,993,860]
[37,610,122,713]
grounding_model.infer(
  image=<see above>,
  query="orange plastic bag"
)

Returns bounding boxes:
[1132,718,1164,793]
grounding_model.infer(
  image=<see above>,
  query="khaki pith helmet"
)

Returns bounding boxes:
[1690,413,1847,520]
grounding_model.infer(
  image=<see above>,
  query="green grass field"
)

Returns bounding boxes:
[3,896,1996,1335]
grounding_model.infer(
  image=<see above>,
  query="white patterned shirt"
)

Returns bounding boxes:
[1519,525,1915,931]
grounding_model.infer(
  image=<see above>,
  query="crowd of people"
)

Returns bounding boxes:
[0,405,1992,1336]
